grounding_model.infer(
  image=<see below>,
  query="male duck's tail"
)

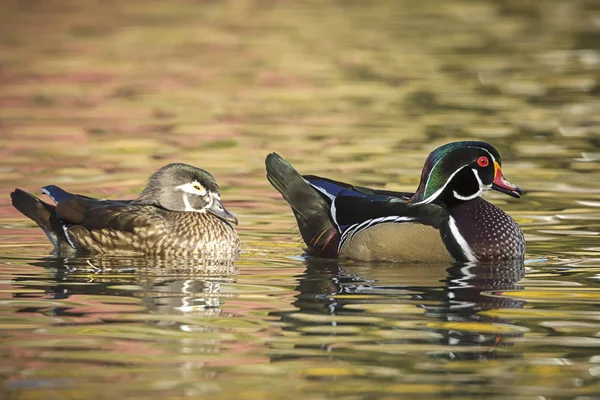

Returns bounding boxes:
[10,188,72,253]
[265,153,339,257]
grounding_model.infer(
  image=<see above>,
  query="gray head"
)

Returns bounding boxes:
[136,163,238,224]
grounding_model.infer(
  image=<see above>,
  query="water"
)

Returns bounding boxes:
[1,0,600,398]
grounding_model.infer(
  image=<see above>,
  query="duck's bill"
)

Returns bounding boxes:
[492,162,522,199]
[208,199,239,225]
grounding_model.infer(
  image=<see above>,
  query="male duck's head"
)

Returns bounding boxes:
[137,163,238,224]
[409,141,522,205]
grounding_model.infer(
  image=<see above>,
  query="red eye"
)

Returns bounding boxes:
[477,156,489,167]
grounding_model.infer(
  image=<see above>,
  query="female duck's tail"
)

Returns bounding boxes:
[10,188,72,253]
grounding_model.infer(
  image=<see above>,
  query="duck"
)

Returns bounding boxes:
[10,163,240,258]
[265,141,525,263]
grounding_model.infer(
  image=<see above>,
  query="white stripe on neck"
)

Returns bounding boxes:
[412,166,465,205]
[448,216,477,262]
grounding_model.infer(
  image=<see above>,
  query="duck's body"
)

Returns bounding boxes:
[266,141,525,263]
[11,164,240,259]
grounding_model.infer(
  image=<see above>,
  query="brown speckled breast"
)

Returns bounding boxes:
[156,212,240,259]
[449,197,525,261]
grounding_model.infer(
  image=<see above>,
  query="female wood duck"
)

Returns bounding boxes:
[11,163,240,258]
[266,141,525,263]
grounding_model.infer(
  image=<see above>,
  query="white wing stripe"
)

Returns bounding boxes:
[339,216,416,252]
[330,198,341,232]
[61,225,77,249]
[307,180,335,201]
[41,187,58,204]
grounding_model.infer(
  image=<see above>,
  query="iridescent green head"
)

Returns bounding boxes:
[409,141,521,205]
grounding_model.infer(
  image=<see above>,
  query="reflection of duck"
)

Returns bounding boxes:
[143,279,227,316]
[298,258,525,311]
[11,164,240,258]
[266,141,525,262]
[24,256,238,319]
[271,258,526,362]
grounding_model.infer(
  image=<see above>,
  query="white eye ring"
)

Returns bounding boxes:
[176,182,207,196]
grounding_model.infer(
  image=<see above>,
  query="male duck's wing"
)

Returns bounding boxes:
[326,187,449,252]
[302,174,438,234]
[303,175,413,202]
[292,175,451,255]
[331,190,414,227]
[303,176,466,261]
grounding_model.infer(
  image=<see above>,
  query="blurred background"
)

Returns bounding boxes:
[1,0,600,399]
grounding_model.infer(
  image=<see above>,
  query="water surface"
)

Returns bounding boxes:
[1,0,600,398]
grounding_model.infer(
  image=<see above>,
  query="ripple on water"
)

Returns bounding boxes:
[489,289,600,304]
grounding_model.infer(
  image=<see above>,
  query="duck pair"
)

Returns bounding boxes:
[11,141,525,262]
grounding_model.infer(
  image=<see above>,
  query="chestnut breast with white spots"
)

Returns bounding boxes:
[449,197,525,261]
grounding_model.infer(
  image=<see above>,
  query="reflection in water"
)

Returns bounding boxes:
[25,256,238,319]
[274,258,526,363]
[4,254,600,397]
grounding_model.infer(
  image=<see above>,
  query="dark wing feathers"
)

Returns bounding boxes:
[55,197,87,223]
[45,187,165,251]
[304,174,450,230]
[42,185,74,204]
[332,191,449,231]
[42,185,97,203]
[266,154,452,258]
[45,186,139,231]
[303,176,348,200]
[57,201,168,254]
[62,201,160,233]
[332,190,413,227]
[304,175,413,202]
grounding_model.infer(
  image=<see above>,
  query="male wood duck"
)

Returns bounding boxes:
[11,163,240,258]
[266,141,525,263]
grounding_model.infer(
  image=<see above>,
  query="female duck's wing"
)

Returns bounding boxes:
[43,185,165,252]
[43,185,139,229]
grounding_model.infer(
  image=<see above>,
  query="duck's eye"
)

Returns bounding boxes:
[192,184,206,195]
[477,156,489,167]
